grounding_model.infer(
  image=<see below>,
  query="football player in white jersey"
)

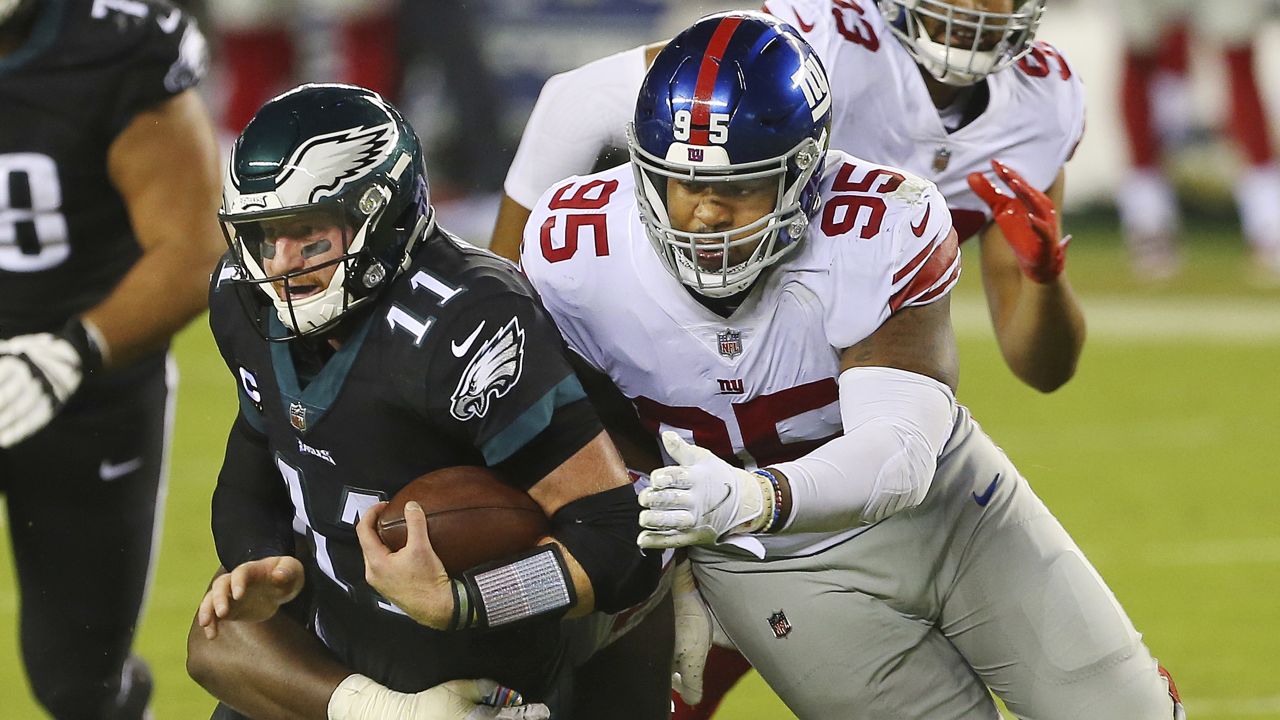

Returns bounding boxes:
[496,1,1088,714]
[520,12,1184,720]
[492,0,1084,396]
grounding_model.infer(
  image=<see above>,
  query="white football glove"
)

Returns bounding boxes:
[670,558,712,706]
[637,431,773,549]
[0,332,83,448]
[328,674,550,720]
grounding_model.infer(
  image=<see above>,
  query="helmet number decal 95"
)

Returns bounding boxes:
[673,110,730,145]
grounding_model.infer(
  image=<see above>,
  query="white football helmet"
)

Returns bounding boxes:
[879,0,1046,86]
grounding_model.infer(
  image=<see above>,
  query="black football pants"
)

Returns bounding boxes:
[0,359,171,719]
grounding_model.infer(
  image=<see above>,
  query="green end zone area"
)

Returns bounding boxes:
[2,222,1277,718]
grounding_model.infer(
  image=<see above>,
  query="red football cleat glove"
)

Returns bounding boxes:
[967,159,1070,284]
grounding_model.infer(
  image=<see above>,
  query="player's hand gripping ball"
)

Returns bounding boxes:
[376,466,550,576]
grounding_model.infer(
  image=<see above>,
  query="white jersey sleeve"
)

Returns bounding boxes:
[807,152,960,350]
[518,165,640,374]
[503,46,648,209]
[1039,42,1087,171]
[885,179,960,313]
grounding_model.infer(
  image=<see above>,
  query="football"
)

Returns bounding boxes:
[376,465,550,576]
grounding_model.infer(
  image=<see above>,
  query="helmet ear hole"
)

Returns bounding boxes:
[218,83,434,340]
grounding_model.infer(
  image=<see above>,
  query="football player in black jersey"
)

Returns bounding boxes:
[0,0,223,717]
[184,84,671,720]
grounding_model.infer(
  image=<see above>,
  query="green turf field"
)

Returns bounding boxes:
[2,220,1277,718]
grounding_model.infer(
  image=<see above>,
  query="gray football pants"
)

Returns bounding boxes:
[690,409,1174,720]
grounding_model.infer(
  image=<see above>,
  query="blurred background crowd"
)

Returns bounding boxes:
[185,0,1280,282]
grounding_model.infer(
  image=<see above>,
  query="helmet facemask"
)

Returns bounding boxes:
[221,183,401,337]
[218,83,435,341]
[629,126,826,298]
[880,0,1045,86]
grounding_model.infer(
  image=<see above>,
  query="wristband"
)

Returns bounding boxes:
[450,545,576,631]
[753,469,784,534]
[60,317,107,375]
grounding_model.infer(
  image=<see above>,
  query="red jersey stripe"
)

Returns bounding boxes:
[906,262,961,307]
[893,238,933,283]
[889,229,959,311]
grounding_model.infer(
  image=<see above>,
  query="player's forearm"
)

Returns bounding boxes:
[995,275,1086,393]
[538,537,597,617]
[81,238,222,369]
[489,194,532,262]
[768,367,957,533]
[187,606,347,720]
[533,435,662,614]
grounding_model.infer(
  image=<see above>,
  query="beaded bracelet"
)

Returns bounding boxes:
[753,468,785,534]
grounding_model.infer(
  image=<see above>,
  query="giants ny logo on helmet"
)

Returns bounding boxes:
[450,318,525,421]
[791,55,831,121]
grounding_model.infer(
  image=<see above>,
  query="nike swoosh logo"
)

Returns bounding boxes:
[792,9,815,32]
[972,474,1000,507]
[451,321,486,358]
[911,204,932,237]
[100,457,144,482]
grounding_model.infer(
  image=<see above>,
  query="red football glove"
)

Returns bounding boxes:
[967,159,1070,284]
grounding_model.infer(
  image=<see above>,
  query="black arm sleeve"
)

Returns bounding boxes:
[211,412,295,570]
[550,485,662,614]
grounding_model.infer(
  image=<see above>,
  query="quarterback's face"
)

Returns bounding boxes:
[921,0,1015,51]
[666,177,777,271]
[258,210,350,300]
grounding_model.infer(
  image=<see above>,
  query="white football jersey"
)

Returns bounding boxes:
[765,0,1086,240]
[521,150,958,558]
[503,1,1085,242]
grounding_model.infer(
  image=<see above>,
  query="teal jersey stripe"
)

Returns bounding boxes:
[480,375,588,465]
[268,312,374,433]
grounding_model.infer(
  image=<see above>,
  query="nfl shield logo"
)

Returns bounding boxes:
[717,329,742,359]
[289,402,307,431]
[932,146,951,172]
[767,609,792,639]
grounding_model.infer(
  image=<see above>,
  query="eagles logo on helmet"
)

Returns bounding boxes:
[218,84,434,341]
[628,12,832,298]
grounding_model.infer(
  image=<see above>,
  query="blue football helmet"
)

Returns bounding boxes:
[879,0,1046,86]
[220,84,433,340]
[628,11,831,298]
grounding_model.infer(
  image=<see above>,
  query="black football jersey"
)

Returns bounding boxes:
[208,231,604,696]
[0,0,207,335]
